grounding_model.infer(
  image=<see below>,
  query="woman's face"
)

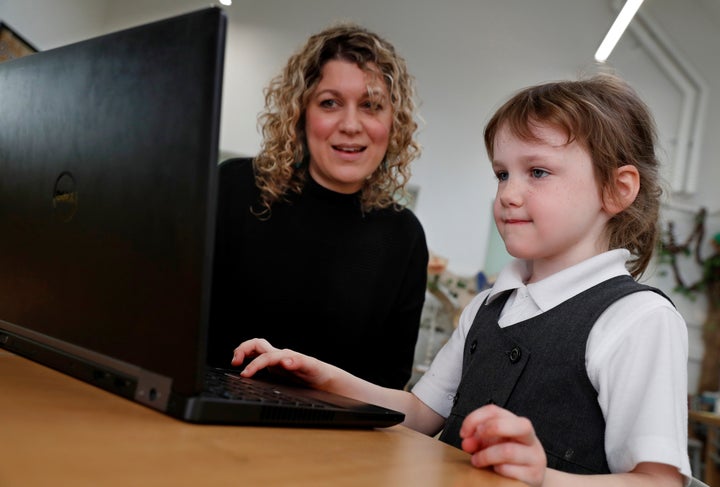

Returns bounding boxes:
[304,59,393,194]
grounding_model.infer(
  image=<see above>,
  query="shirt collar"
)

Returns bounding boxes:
[486,249,632,312]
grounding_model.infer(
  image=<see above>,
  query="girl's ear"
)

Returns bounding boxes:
[603,165,640,215]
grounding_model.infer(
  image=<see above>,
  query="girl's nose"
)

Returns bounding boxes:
[498,178,523,207]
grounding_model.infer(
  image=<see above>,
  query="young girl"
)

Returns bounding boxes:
[232,75,691,487]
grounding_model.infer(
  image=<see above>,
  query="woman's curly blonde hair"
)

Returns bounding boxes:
[253,22,421,216]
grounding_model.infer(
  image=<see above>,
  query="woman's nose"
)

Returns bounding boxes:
[339,107,362,134]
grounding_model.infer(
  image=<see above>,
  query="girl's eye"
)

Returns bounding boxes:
[531,168,549,178]
[495,171,509,182]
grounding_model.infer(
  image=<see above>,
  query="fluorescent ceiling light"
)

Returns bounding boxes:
[594,0,644,62]
[219,0,232,5]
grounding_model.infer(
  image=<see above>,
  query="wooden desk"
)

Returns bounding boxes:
[690,410,720,486]
[0,352,520,487]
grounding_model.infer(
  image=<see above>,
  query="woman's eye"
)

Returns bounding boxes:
[361,100,383,111]
[531,168,549,178]
[319,99,338,108]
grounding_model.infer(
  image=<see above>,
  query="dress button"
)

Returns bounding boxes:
[469,340,477,353]
[508,347,521,363]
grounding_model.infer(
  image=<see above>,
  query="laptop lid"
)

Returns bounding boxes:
[0,7,404,428]
[0,7,224,407]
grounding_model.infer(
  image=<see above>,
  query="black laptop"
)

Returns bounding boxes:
[0,7,403,428]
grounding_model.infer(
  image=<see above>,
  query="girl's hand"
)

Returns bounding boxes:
[459,404,546,487]
[231,338,334,389]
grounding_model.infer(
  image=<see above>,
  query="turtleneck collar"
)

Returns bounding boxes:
[303,173,363,207]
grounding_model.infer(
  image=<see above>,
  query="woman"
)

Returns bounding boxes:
[207,23,428,389]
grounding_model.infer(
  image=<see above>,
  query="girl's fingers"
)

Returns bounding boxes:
[461,405,536,447]
[231,338,277,366]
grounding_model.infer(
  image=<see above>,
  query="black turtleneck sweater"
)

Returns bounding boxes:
[207,158,428,389]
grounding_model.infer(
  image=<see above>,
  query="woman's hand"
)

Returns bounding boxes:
[459,404,546,487]
[232,338,334,389]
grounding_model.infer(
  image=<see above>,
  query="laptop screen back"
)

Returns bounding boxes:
[0,8,226,396]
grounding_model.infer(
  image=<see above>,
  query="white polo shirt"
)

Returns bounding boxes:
[412,249,691,478]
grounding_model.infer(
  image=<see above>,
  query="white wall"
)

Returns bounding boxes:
[0,0,108,47]
[3,0,719,392]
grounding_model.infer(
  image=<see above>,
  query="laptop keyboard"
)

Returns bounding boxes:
[204,368,330,408]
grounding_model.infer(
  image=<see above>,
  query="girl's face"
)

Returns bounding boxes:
[491,123,613,282]
[304,59,393,194]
